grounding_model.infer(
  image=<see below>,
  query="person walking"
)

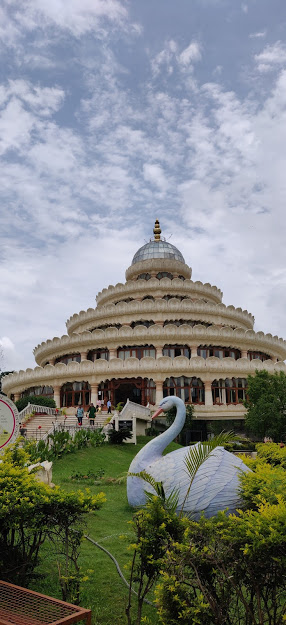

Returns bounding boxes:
[107,399,112,414]
[87,402,96,425]
[76,404,84,426]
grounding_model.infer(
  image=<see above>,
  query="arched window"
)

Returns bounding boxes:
[117,345,156,359]
[87,348,109,361]
[55,353,81,365]
[163,294,190,301]
[21,386,54,398]
[163,319,211,328]
[130,320,155,329]
[142,295,155,301]
[137,273,151,280]
[247,351,270,361]
[198,346,241,359]
[156,272,173,280]
[90,323,122,331]
[211,378,247,405]
[163,376,205,404]
[114,298,134,304]
[163,345,191,358]
[61,382,90,409]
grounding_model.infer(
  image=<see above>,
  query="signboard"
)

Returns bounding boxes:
[0,394,19,449]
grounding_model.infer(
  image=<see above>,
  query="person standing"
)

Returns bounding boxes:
[107,399,112,414]
[87,403,96,425]
[76,404,84,426]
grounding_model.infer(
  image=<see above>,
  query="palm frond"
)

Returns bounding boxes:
[128,470,179,512]
[180,431,234,517]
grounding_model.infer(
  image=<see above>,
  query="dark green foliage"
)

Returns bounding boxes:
[71,468,105,483]
[0,445,105,598]
[166,403,194,444]
[22,426,106,462]
[127,494,187,625]
[224,437,256,452]
[15,395,56,412]
[155,442,286,625]
[108,427,132,444]
[156,501,286,625]
[245,370,286,441]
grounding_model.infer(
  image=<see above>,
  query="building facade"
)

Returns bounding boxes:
[3,220,286,426]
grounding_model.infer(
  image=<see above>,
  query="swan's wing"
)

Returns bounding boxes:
[147,446,250,518]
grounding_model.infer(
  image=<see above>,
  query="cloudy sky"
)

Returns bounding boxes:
[0,0,286,371]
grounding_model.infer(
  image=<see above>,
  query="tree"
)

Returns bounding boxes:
[244,370,286,441]
[166,403,194,444]
[15,395,56,412]
[0,444,105,599]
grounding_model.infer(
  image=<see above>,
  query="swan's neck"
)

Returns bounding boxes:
[129,406,185,473]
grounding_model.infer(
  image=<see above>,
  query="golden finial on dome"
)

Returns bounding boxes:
[153,219,161,241]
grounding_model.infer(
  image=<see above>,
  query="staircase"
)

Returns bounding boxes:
[19,404,112,440]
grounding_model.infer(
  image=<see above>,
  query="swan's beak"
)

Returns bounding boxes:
[152,407,164,420]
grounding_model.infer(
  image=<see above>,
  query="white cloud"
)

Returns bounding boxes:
[255,41,286,72]
[1,0,129,41]
[151,39,201,78]
[249,31,266,39]
[143,163,170,192]
[179,42,202,66]
[0,337,26,371]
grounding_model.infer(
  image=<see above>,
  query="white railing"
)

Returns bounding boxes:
[18,403,61,421]
[120,399,151,420]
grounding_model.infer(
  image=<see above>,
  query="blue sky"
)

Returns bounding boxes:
[0,0,286,370]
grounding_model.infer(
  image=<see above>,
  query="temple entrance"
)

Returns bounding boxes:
[98,377,156,408]
[114,381,142,406]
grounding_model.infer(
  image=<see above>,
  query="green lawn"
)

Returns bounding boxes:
[31,437,181,625]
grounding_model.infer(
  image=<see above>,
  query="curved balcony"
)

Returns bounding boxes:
[33,323,286,367]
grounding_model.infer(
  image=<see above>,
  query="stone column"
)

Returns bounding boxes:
[155,381,164,405]
[204,381,213,407]
[156,346,164,358]
[190,344,198,357]
[14,392,21,402]
[109,348,117,359]
[241,349,248,359]
[80,351,88,361]
[90,383,99,405]
[48,358,55,365]
[53,385,61,408]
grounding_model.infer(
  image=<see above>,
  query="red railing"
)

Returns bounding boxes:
[0,580,91,625]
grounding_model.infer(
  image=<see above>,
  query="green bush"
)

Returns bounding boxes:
[23,426,105,462]
[16,395,56,412]
[239,459,286,509]
[155,501,286,625]
[127,494,187,625]
[108,427,132,444]
[256,442,286,468]
[0,444,105,596]
[224,438,256,452]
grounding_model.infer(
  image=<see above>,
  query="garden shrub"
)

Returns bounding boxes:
[0,445,105,597]
[256,442,286,468]
[127,494,187,625]
[108,427,132,444]
[239,459,286,510]
[0,446,104,597]
[22,426,106,462]
[155,501,286,625]
[15,395,56,412]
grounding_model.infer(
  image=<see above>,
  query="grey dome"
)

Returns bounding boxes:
[132,240,185,265]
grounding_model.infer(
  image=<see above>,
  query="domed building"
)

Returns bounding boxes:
[3,220,286,433]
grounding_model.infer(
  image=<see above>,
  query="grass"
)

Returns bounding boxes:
[31,436,181,625]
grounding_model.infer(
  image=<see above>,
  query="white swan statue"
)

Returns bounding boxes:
[127,396,251,518]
